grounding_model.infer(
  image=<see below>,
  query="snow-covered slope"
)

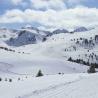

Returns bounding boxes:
[0,72,98,98]
[0,26,98,98]
[44,27,98,65]
[0,26,98,67]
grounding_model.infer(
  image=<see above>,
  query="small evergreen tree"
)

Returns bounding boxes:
[9,79,12,82]
[0,77,2,81]
[68,57,72,62]
[87,64,96,73]
[42,37,47,42]
[18,78,20,81]
[36,70,43,77]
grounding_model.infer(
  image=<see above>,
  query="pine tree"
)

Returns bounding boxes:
[9,79,12,82]
[36,70,43,77]
[68,57,72,61]
[0,77,2,81]
[87,64,96,73]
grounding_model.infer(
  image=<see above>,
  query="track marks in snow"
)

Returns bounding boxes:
[18,76,82,98]
[0,62,31,75]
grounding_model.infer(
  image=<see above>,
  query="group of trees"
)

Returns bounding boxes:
[68,57,96,73]
[0,70,44,83]
[0,70,43,83]
[0,46,15,52]
[68,57,89,65]
[76,35,98,49]
[0,78,12,82]
[0,46,27,54]
[82,38,95,49]
[87,65,96,73]
[65,46,76,52]
[70,35,98,50]
[65,37,95,53]
[95,35,98,43]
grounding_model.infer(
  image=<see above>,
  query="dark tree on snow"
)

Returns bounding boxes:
[36,70,43,77]
[87,64,96,73]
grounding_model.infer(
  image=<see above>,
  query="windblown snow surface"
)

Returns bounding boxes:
[0,27,98,98]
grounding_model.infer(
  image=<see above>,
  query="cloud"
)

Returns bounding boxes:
[0,6,98,29]
[0,9,24,23]
[30,0,66,10]
[5,0,66,11]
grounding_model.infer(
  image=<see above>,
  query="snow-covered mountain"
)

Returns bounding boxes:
[21,25,52,36]
[0,26,92,47]
[6,30,44,46]
[53,29,69,34]
[0,26,97,66]
[0,26,51,46]
[0,26,98,98]
[0,27,69,46]
[73,27,88,32]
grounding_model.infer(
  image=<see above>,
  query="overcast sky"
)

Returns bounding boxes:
[0,0,98,30]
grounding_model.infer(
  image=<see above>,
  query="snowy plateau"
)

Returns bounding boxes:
[0,26,98,98]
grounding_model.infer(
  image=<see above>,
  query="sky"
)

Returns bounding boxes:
[0,0,98,30]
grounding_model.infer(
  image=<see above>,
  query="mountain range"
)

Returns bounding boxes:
[0,26,91,46]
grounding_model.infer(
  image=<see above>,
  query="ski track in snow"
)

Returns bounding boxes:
[0,59,81,76]
[17,76,83,98]
[0,27,98,98]
[0,61,84,98]
[0,62,31,75]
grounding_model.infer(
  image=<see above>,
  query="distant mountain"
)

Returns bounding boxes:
[21,26,52,36]
[73,27,88,32]
[5,26,52,46]
[6,30,45,46]
[5,27,69,46]
[0,26,95,47]
[53,29,69,34]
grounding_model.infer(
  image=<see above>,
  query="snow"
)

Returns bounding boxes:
[0,27,98,98]
[0,48,88,76]
[0,73,98,98]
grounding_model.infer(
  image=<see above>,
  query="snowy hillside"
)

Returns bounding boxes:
[0,26,98,72]
[0,0,98,97]
[0,72,98,98]
[0,26,98,98]
[45,27,98,66]
[0,26,98,70]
